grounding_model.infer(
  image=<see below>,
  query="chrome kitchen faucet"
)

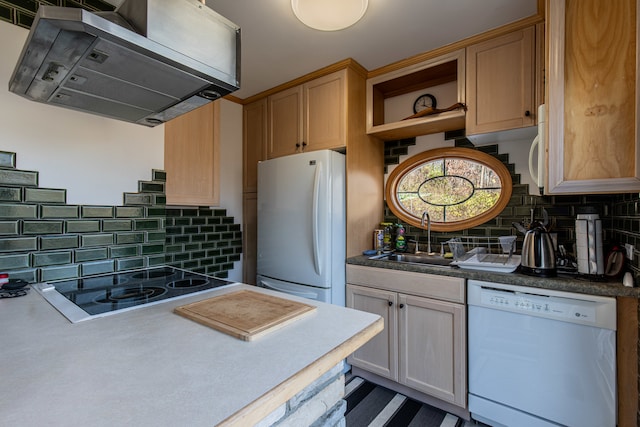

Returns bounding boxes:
[421,211,433,255]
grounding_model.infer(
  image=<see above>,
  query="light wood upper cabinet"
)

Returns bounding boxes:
[267,69,347,158]
[346,265,466,408]
[466,26,536,136]
[164,101,219,206]
[243,99,267,193]
[546,0,640,194]
[305,71,346,150]
[267,85,303,159]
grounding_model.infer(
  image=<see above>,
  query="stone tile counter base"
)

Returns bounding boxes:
[256,362,346,427]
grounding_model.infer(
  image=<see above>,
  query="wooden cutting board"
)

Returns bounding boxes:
[174,289,317,341]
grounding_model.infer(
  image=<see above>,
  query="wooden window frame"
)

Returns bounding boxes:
[385,147,512,232]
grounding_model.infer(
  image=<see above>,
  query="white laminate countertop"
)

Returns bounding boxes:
[0,283,382,427]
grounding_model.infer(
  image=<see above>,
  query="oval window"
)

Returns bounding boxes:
[386,147,512,232]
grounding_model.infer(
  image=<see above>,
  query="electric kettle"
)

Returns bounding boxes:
[520,225,556,277]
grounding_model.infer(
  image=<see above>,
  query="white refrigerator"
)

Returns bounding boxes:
[256,150,346,306]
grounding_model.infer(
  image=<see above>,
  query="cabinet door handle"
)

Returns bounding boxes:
[399,303,405,309]
[525,110,531,117]
[388,301,393,306]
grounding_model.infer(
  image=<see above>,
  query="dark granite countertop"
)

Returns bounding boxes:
[347,255,640,298]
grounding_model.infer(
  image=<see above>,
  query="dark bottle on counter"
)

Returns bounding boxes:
[395,224,407,252]
[381,222,393,251]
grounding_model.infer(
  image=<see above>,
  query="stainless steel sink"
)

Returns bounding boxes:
[380,253,453,267]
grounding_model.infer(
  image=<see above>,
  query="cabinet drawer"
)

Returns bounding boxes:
[347,265,464,304]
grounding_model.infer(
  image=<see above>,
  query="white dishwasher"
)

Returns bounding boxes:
[467,280,617,427]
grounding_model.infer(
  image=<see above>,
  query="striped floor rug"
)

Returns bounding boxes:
[344,376,462,427]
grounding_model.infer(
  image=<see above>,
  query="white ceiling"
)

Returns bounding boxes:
[107,0,538,100]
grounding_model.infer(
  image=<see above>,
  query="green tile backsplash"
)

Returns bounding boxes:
[23,220,63,234]
[115,206,144,218]
[74,247,107,262]
[65,220,100,233]
[0,151,15,168]
[0,203,37,218]
[0,236,37,252]
[0,169,38,186]
[102,219,132,232]
[39,264,79,282]
[0,253,29,269]
[24,188,66,203]
[115,232,145,245]
[0,187,21,202]
[40,205,79,219]
[139,181,164,193]
[31,251,72,267]
[109,245,139,258]
[0,150,242,282]
[80,259,114,276]
[165,207,242,277]
[0,220,19,235]
[81,206,114,218]
[39,235,79,250]
[81,233,114,247]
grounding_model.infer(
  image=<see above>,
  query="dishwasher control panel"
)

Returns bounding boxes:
[467,280,617,330]
[479,289,597,323]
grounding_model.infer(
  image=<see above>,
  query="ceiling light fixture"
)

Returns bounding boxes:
[291,0,369,31]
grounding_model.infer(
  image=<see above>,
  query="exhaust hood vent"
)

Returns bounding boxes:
[8,0,240,127]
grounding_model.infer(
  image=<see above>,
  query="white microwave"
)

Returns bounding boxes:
[528,104,546,194]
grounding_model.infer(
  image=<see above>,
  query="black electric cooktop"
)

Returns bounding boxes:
[33,266,234,323]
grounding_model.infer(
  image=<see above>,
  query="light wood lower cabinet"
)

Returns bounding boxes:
[398,293,465,405]
[346,265,466,408]
[347,285,397,379]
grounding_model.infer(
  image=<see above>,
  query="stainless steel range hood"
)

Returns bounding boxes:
[8,0,240,127]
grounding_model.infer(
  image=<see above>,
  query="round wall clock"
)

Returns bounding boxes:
[413,93,437,114]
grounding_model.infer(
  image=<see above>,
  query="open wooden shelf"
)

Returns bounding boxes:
[367,110,466,141]
[366,49,466,140]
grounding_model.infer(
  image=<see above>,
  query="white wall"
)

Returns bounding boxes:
[0,21,164,206]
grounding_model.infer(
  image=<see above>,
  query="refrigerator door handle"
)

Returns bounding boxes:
[312,161,322,276]
[259,279,318,299]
